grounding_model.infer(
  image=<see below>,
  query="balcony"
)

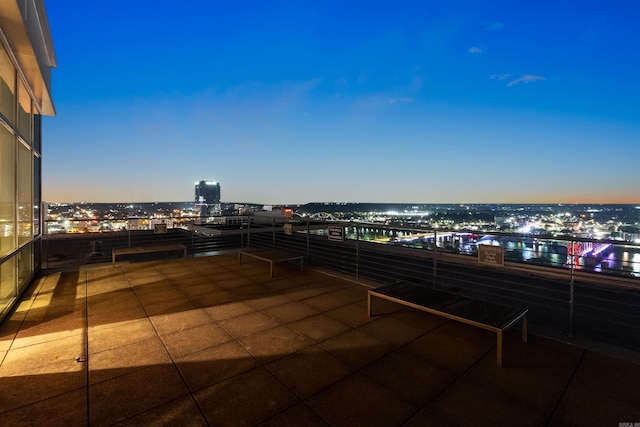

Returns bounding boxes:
[40,219,640,350]
[1,253,639,425]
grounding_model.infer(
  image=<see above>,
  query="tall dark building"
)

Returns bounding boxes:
[195,180,221,219]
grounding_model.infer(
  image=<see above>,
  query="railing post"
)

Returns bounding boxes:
[355,222,360,279]
[569,240,575,337]
[247,218,251,247]
[433,229,438,287]
[43,234,48,269]
[240,219,244,248]
[272,218,276,249]
[306,219,310,263]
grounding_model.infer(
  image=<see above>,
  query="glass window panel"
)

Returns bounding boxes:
[33,114,41,153]
[18,80,32,143]
[0,44,16,124]
[34,155,41,236]
[0,257,16,310]
[18,142,32,245]
[18,243,32,291]
[0,126,15,257]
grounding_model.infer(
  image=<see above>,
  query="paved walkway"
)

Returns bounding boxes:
[1,254,639,426]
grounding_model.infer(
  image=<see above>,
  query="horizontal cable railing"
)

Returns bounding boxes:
[41,217,640,350]
[242,220,640,350]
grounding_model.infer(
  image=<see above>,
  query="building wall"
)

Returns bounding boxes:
[195,181,221,218]
[0,0,55,321]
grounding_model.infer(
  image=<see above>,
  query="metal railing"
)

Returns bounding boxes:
[244,220,640,351]
[41,217,640,350]
[243,221,640,280]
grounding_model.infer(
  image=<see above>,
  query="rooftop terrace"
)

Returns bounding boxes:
[1,254,639,426]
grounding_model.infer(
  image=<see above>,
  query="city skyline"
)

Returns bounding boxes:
[42,1,640,204]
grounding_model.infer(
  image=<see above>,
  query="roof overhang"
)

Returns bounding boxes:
[0,0,56,116]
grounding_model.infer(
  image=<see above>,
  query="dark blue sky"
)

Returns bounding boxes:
[43,1,640,203]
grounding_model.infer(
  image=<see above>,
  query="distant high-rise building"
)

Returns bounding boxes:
[195,180,221,219]
[0,1,56,322]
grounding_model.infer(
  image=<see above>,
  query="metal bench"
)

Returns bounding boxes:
[112,244,187,266]
[368,282,528,367]
[238,247,304,278]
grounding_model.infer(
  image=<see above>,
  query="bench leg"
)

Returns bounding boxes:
[238,252,242,265]
[270,262,273,278]
[367,293,372,317]
[497,331,503,368]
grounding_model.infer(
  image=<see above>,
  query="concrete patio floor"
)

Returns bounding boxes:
[1,253,639,426]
